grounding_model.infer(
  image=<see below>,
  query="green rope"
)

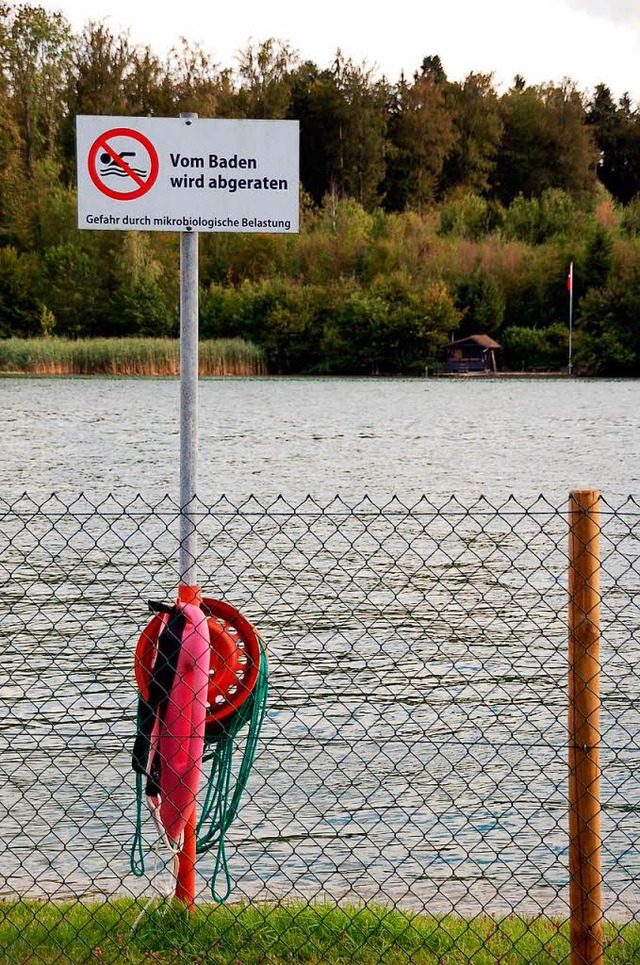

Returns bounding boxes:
[196,638,269,901]
[130,636,269,902]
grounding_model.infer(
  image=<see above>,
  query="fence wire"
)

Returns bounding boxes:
[0,492,639,963]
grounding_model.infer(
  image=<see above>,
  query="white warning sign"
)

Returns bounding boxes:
[76,115,300,233]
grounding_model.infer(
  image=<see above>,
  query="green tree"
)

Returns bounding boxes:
[127,44,175,117]
[109,276,175,337]
[0,3,75,176]
[0,244,40,335]
[420,55,446,84]
[501,246,575,330]
[235,38,298,118]
[312,196,375,279]
[287,60,342,205]
[165,39,235,117]
[257,286,323,373]
[586,85,640,205]
[39,240,104,336]
[332,53,388,210]
[492,82,598,203]
[502,188,578,244]
[455,266,505,335]
[1,157,75,251]
[107,231,176,336]
[292,53,388,210]
[0,63,22,229]
[70,22,133,116]
[583,223,613,291]
[385,66,457,212]
[321,288,391,373]
[538,188,579,241]
[500,323,569,370]
[439,192,495,240]
[441,72,503,195]
[502,194,541,244]
[573,272,640,375]
[200,282,246,339]
[621,195,640,237]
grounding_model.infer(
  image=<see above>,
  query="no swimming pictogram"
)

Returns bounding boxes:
[88,127,159,200]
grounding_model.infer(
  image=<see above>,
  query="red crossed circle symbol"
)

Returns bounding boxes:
[88,127,159,201]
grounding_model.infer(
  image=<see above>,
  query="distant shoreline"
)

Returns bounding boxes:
[0,370,596,381]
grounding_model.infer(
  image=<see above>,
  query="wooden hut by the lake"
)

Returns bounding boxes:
[445,334,501,374]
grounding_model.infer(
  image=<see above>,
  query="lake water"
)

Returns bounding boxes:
[1,376,639,922]
[1,375,639,502]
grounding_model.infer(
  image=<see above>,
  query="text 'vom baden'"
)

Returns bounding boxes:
[169,152,289,193]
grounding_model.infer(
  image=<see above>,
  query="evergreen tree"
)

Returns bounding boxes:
[384,62,457,212]
[287,60,342,205]
[587,85,640,204]
[441,72,503,196]
[331,53,388,209]
[492,82,598,204]
[583,223,614,291]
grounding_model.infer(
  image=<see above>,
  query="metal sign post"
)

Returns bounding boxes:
[175,114,200,908]
[178,113,200,591]
[179,227,199,588]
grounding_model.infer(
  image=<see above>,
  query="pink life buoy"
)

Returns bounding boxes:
[132,601,210,848]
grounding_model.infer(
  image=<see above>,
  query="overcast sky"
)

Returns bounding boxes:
[41,0,640,104]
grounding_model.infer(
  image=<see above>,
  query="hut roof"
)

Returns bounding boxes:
[448,334,501,350]
[449,335,502,348]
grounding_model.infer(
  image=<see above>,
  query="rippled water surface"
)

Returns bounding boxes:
[1,375,639,501]
[1,376,639,918]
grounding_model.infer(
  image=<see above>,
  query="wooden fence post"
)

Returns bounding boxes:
[568,488,603,965]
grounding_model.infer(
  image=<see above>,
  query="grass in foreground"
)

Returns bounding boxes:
[1,899,639,964]
[0,338,267,376]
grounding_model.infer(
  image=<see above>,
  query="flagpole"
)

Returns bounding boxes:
[568,261,574,377]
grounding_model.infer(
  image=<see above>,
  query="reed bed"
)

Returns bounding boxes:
[0,338,267,376]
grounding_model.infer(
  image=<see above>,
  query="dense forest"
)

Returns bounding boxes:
[1,3,640,375]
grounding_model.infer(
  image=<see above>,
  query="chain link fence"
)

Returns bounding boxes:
[0,491,639,963]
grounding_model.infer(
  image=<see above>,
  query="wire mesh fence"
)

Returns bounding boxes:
[0,491,639,963]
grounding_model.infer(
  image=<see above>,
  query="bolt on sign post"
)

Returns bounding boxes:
[78,113,298,908]
[568,489,603,965]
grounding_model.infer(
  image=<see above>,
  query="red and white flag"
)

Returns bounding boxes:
[567,261,574,293]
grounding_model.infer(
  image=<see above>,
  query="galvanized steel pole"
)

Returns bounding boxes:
[176,112,200,911]
[179,112,199,589]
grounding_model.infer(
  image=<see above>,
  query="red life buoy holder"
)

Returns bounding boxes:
[135,597,263,735]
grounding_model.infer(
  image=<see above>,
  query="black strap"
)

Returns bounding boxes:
[132,606,186,796]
